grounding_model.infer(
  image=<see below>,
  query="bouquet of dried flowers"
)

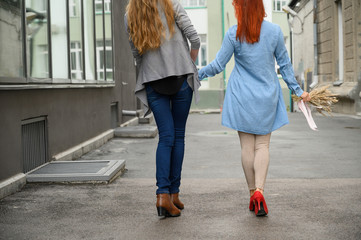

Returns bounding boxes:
[292,85,339,116]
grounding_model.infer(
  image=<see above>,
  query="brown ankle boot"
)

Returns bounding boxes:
[156,194,181,218]
[170,193,184,210]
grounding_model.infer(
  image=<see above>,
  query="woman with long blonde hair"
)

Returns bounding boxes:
[125,0,200,218]
[199,0,310,216]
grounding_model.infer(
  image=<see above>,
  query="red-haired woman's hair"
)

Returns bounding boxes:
[232,0,265,44]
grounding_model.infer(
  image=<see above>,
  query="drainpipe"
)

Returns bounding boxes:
[287,13,294,112]
[221,0,226,91]
[310,0,319,88]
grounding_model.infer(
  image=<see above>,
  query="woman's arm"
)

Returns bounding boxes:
[274,26,305,97]
[198,29,234,80]
[190,49,199,62]
[173,1,200,54]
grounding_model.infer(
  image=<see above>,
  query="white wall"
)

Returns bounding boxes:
[263,0,273,22]
[185,8,208,35]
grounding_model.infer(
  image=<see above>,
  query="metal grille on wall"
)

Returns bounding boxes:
[21,116,48,173]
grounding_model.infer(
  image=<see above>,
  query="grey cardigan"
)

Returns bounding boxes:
[124,0,201,116]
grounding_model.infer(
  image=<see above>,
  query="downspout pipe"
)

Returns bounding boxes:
[221,0,226,91]
[287,13,294,112]
[310,0,319,88]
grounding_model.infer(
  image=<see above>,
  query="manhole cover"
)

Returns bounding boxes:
[26,160,125,183]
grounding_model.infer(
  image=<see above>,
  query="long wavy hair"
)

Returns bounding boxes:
[232,0,265,44]
[126,0,175,55]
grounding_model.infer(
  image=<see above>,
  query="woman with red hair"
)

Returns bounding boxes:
[199,0,310,216]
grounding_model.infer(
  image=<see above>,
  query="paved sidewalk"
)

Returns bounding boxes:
[1,112,361,240]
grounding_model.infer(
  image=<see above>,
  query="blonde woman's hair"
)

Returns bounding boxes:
[126,0,175,55]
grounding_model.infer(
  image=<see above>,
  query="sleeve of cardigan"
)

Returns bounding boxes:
[173,0,200,50]
[274,26,303,97]
[124,14,142,66]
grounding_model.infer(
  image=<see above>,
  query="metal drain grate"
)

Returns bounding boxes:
[26,160,126,183]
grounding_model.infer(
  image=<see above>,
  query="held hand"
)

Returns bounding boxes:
[301,91,311,102]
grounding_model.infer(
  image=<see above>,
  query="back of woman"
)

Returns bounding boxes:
[125,0,200,115]
[198,0,310,217]
[218,21,298,134]
[232,21,282,83]
[125,0,200,219]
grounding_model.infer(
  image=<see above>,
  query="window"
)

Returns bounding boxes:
[334,0,344,85]
[96,40,113,80]
[180,0,206,7]
[195,35,207,69]
[0,0,114,85]
[69,0,83,80]
[95,0,111,14]
[84,0,96,80]
[70,42,83,79]
[26,0,50,79]
[69,0,78,17]
[0,0,24,80]
[274,0,287,12]
[51,0,68,79]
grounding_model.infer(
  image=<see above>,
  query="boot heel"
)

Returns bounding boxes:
[157,207,167,218]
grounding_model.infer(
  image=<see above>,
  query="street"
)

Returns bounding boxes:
[1,112,361,240]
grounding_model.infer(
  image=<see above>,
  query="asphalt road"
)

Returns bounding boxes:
[1,112,360,240]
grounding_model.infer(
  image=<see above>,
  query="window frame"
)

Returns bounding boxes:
[273,0,288,12]
[96,40,113,80]
[95,0,110,14]
[195,34,208,70]
[0,0,115,88]
[0,0,26,83]
[180,0,207,8]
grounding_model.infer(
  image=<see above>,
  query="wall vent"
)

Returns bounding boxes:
[21,116,48,173]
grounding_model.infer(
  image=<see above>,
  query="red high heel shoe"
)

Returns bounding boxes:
[253,191,268,216]
[249,194,255,211]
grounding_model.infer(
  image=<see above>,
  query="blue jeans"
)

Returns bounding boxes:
[146,79,193,194]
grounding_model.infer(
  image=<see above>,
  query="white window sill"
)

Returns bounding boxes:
[0,83,115,90]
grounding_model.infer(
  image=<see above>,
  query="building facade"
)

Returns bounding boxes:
[180,0,224,110]
[289,0,361,115]
[183,0,292,111]
[0,0,138,187]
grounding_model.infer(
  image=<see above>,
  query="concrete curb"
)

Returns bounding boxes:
[0,129,116,199]
[52,129,115,161]
[114,125,158,138]
[0,116,150,200]
[0,173,26,200]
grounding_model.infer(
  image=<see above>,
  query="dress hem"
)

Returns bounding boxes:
[221,121,289,135]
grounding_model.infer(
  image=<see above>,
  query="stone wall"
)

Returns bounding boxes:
[316,0,360,114]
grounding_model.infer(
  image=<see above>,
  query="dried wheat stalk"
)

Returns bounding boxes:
[292,85,339,116]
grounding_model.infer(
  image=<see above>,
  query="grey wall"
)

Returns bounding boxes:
[113,0,139,119]
[0,88,116,181]
[0,0,138,182]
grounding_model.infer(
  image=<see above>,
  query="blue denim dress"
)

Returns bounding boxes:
[199,21,304,135]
